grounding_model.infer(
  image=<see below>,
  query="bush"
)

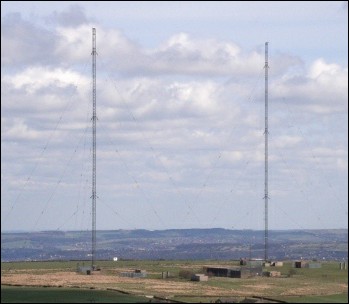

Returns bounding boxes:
[288,269,297,277]
[178,269,195,279]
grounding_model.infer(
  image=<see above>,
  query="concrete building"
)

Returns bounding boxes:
[204,266,262,278]
[191,274,209,282]
[120,269,147,278]
[161,271,171,279]
[306,262,322,269]
[339,262,347,270]
[294,261,307,268]
[294,261,322,268]
[249,259,264,267]
[263,271,281,277]
[77,265,92,275]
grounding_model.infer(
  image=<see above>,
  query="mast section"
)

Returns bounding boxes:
[91,28,97,268]
[264,42,269,262]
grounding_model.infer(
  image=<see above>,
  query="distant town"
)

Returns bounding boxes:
[1,228,347,262]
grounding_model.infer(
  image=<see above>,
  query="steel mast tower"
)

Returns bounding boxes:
[264,42,269,262]
[91,28,97,269]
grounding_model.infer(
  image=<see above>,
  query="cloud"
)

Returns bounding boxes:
[271,135,302,149]
[3,66,85,93]
[1,66,88,119]
[2,118,40,141]
[272,59,348,114]
[103,33,302,77]
[149,34,303,77]
[1,13,58,67]
[2,10,302,77]
[1,8,347,231]
[53,27,301,79]
[47,5,91,27]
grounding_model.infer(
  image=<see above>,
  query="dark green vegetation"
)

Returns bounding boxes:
[1,286,150,303]
[276,294,348,303]
[1,228,348,261]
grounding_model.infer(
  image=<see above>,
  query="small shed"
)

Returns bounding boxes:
[339,262,347,270]
[161,271,171,279]
[306,262,322,269]
[191,274,208,282]
[205,266,239,278]
[77,265,92,275]
[270,271,281,277]
[120,269,147,278]
[240,258,247,266]
[294,261,307,268]
[271,261,283,267]
[249,260,264,267]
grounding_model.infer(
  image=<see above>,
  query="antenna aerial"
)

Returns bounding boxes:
[91,28,97,269]
[264,42,269,262]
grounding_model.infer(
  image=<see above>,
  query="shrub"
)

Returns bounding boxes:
[288,269,297,277]
[178,269,195,279]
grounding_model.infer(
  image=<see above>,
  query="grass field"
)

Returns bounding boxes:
[276,294,348,303]
[1,286,149,303]
[1,260,348,303]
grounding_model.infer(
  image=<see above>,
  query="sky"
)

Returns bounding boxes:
[1,1,348,232]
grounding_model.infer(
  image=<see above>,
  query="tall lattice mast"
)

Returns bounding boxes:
[91,28,97,268]
[264,42,269,262]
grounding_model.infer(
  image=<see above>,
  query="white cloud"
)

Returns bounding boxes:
[1,9,304,78]
[145,34,302,77]
[3,118,40,140]
[272,135,302,149]
[272,58,348,114]
[1,7,347,231]
[4,67,86,93]
[336,157,348,171]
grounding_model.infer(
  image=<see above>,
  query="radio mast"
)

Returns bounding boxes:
[91,28,97,269]
[264,42,269,262]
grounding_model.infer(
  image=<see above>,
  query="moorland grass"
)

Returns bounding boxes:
[1,286,148,303]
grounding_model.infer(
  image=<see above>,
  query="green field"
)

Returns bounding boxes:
[1,260,348,303]
[1,286,150,303]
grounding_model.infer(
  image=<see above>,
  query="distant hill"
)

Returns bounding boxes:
[1,228,347,262]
